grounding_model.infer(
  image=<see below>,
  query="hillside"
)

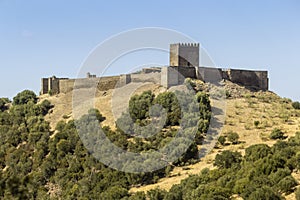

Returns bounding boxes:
[130,84,300,196]
[40,80,300,199]
[1,80,300,199]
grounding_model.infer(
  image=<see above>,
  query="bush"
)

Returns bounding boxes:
[129,191,146,200]
[214,150,242,169]
[245,144,271,162]
[88,108,106,122]
[39,100,53,115]
[292,101,300,109]
[99,186,128,199]
[154,92,181,126]
[129,90,154,121]
[248,186,281,200]
[269,168,291,184]
[147,188,166,200]
[218,136,226,145]
[270,128,285,140]
[227,131,239,144]
[13,90,37,105]
[277,175,297,194]
[254,120,260,128]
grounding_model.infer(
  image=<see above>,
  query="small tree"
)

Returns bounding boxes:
[13,90,37,105]
[227,131,239,144]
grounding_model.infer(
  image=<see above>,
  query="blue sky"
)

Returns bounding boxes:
[0,0,299,100]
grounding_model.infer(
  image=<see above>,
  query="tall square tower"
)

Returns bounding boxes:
[170,43,199,67]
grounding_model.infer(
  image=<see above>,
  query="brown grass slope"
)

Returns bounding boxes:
[40,80,300,199]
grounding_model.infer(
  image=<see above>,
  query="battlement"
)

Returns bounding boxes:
[170,43,200,47]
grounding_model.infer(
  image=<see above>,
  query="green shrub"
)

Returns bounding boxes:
[292,101,300,109]
[88,108,106,122]
[62,115,69,119]
[147,188,166,200]
[39,100,53,115]
[277,175,297,194]
[218,136,226,145]
[129,191,146,200]
[248,186,281,200]
[13,90,37,105]
[227,131,239,144]
[270,128,285,140]
[214,150,242,169]
[154,91,181,126]
[245,144,271,162]
[129,90,154,121]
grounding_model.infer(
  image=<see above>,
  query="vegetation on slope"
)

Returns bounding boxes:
[2,82,300,199]
[0,89,211,199]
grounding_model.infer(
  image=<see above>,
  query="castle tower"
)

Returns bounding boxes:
[170,43,199,67]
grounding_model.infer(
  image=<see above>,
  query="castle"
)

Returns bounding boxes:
[41,43,268,95]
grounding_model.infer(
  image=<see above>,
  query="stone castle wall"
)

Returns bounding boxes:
[55,76,122,94]
[41,43,268,95]
[41,67,268,95]
[41,72,163,95]
[225,69,268,90]
[162,66,268,91]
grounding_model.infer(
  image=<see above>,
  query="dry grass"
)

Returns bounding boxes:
[40,82,300,197]
[41,82,164,131]
[130,91,300,194]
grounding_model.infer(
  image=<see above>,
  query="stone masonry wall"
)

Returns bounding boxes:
[41,67,268,95]
[225,69,268,90]
[59,76,121,94]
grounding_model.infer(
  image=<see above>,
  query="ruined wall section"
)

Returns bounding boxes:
[59,76,122,94]
[197,67,223,83]
[225,69,268,90]
[59,79,76,94]
[97,76,121,91]
[130,72,161,84]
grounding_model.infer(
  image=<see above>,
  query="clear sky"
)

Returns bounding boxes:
[0,0,299,100]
